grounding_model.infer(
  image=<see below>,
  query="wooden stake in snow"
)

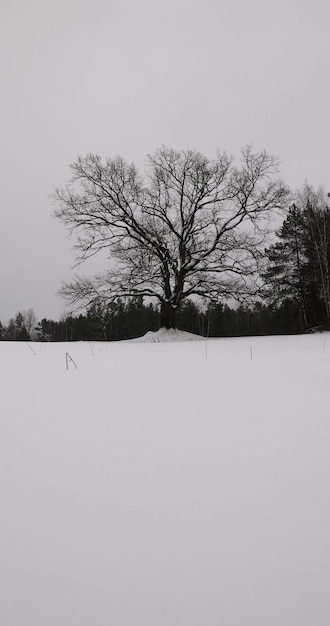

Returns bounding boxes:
[65,352,77,370]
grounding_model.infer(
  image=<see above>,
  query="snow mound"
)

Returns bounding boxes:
[131,328,204,342]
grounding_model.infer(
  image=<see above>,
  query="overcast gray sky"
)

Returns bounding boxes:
[1,0,329,322]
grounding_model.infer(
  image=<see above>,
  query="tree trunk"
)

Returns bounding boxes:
[160,302,177,329]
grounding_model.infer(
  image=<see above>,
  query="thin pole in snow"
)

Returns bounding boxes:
[66,352,78,370]
[27,343,36,356]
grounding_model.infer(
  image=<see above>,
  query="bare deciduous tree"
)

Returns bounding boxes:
[22,308,38,340]
[54,146,289,329]
[300,184,330,320]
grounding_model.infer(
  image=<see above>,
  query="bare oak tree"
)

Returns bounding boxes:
[54,146,289,329]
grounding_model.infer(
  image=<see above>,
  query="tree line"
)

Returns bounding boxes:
[1,288,327,343]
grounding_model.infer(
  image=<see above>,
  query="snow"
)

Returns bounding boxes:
[132,328,203,342]
[1,333,330,626]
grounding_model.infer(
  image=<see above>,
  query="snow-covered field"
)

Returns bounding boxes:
[1,333,330,626]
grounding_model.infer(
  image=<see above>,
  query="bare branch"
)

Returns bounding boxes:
[54,146,290,328]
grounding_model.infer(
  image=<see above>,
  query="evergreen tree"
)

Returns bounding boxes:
[263,192,330,331]
[264,205,311,329]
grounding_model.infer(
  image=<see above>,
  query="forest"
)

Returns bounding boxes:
[0,299,305,342]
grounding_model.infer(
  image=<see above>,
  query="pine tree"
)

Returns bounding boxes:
[264,187,330,330]
[264,205,312,329]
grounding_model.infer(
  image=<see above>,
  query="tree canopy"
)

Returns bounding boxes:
[54,146,289,328]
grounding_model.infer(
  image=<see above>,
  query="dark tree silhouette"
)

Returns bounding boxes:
[54,146,289,329]
[264,186,330,330]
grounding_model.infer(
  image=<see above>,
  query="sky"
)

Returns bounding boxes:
[1,0,329,322]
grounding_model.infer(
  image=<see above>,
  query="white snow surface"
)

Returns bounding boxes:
[1,333,330,626]
[132,328,204,342]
